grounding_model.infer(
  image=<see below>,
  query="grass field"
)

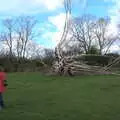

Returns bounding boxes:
[0,73,120,120]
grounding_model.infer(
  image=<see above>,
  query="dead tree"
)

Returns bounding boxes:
[54,0,73,75]
[0,19,15,59]
[15,16,37,60]
[53,0,120,76]
[94,18,117,54]
[70,15,96,54]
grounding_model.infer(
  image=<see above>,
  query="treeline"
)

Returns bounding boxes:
[0,16,56,72]
[0,15,119,72]
[0,48,55,72]
[0,16,38,59]
[62,15,119,56]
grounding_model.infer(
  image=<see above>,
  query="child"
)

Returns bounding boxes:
[0,67,7,110]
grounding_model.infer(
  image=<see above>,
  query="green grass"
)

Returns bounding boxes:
[0,73,120,120]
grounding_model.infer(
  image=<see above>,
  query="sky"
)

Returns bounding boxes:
[0,0,120,50]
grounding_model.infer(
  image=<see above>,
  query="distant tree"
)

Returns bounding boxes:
[63,42,84,56]
[42,49,55,66]
[94,18,117,54]
[70,15,96,54]
[0,19,15,59]
[15,16,37,60]
[86,45,100,55]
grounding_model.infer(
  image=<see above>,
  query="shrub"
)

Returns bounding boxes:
[76,54,113,66]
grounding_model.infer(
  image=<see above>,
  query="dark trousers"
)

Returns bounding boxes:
[0,93,4,108]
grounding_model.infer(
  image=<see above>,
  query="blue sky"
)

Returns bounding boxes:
[0,0,119,49]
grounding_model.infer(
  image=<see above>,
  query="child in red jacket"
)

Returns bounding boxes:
[0,67,7,110]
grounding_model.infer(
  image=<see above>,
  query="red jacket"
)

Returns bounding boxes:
[0,72,6,93]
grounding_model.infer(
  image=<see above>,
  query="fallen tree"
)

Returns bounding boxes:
[53,0,120,76]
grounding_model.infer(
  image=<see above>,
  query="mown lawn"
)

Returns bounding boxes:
[0,73,120,120]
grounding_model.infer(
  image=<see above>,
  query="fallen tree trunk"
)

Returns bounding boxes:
[52,56,111,76]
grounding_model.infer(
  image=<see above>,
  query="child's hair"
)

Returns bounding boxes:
[0,66,4,72]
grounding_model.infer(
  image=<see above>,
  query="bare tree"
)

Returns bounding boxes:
[25,41,43,59]
[70,15,96,54]
[15,16,37,60]
[94,18,117,54]
[43,48,55,66]
[0,19,15,58]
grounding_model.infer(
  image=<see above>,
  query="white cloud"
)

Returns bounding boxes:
[41,13,66,48]
[105,0,120,36]
[103,0,120,53]
[34,0,63,10]
[0,0,64,15]
[106,23,118,37]
[109,44,120,53]
[42,31,62,48]
[48,13,66,31]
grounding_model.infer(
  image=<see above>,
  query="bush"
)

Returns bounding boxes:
[76,54,113,66]
[0,56,48,72]
[86,46,100,55]
[105,53,119,58]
